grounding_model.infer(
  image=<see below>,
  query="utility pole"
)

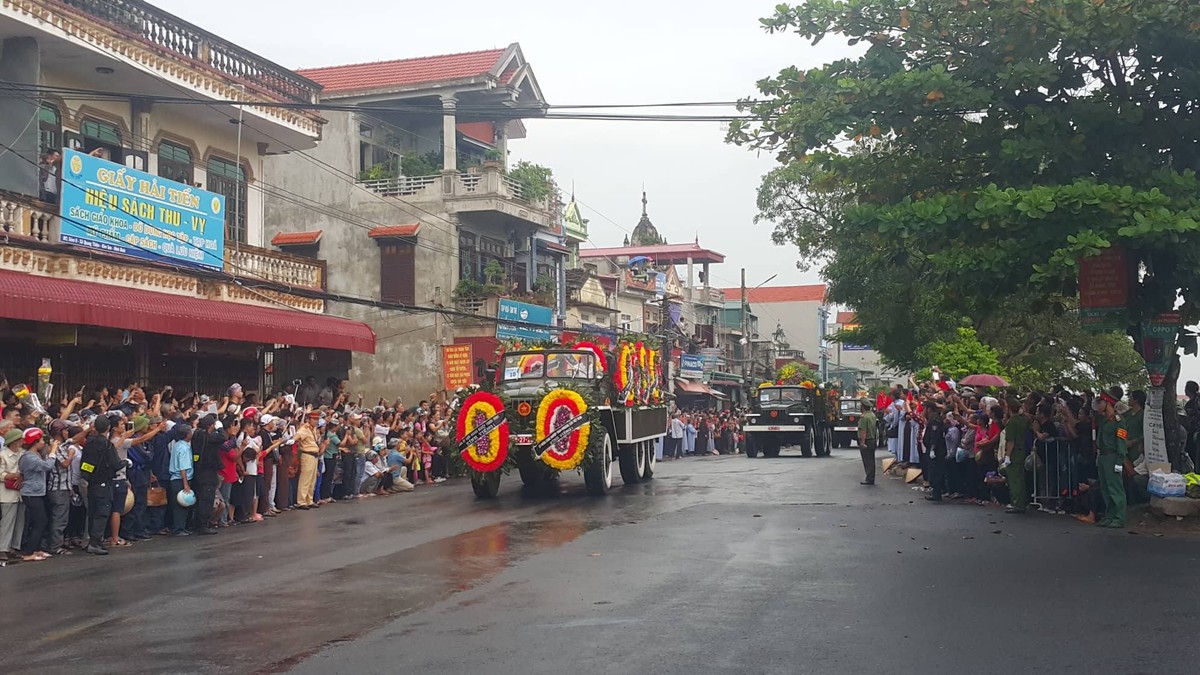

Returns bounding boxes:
[740,268,749,384]
[818,305,829,383]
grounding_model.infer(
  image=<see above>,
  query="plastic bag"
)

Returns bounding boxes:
[1149,470,1187,498]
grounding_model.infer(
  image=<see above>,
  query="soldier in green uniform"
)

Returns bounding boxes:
[1095,386,1127,528]
[1003,397,1030,514]
[857,400,878,485]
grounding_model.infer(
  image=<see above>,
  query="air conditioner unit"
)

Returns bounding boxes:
[513,239,531,254]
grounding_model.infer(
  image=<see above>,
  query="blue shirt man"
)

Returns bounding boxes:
[169,438,194,481]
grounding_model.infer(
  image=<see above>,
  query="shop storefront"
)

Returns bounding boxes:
[0,268,374,399]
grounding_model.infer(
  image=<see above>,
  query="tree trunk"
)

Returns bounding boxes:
[1163,353,1184,470]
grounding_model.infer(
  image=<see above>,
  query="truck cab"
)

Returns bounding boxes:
[744,384,832,458]
[832,396,866,448]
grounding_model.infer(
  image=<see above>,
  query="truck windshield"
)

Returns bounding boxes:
[759,387,804,403]
[502,352,595,381]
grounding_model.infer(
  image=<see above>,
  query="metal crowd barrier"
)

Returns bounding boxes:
[1029,439,1078,513]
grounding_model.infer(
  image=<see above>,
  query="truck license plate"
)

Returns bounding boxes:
[516,434,533,445]
[767,426,781,431]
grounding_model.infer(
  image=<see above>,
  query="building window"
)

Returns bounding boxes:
[80,118,122,161]
[38,104,60,157]
[380,241,416,305]
[157,141,193,185]
[207,156,247,243]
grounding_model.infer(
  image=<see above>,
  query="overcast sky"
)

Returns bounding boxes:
[152,0,846,293]
[152,0,1196,390]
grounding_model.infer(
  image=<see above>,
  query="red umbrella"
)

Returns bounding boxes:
[960,374,1009,388]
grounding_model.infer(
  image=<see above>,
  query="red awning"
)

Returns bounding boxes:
[0,269,376,353]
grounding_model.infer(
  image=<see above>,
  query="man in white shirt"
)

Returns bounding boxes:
[669,414,685,460]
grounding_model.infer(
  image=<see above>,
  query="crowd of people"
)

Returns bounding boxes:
[0,376,457,563]
[664,409,744,459]
[869,376,1153,529]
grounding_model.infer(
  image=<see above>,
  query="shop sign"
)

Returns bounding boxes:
[58,148,225,271]
[840,322,870,351]
[443,343,474,390]
[680,354,704,380]
[1139,313,1181,387]
[496,299,553,341]
[1079,247,1129,332]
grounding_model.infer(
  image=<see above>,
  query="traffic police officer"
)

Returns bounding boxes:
[1096,386,1127,528]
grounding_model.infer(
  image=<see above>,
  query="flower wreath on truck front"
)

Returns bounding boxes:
[533,384,604,472]
[453,388,512,474]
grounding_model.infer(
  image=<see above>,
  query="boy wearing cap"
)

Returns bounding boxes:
[1,428,28,561]
[44,420,79,554]
[18,428,57,561]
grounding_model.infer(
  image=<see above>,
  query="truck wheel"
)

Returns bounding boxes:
[618,443,641,485]
[799,432,813,457]
[471,470,501,499]
[746,434,759,458]
[641,440,656,480]
[584,433,614,495]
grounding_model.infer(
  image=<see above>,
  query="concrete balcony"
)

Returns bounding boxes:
[1,189,325,294]
[2,0,323,143]
[357,165,554,230]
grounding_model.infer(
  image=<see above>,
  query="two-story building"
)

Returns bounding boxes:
[0,0,374,396]
[263,44,563,401]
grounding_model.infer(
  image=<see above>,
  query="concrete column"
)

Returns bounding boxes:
[441,96,457,172]
[495,121,509,165]
[702,262,710,291]
[0,37,41,195]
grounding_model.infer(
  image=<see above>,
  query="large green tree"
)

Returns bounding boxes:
[730,0,1200,465]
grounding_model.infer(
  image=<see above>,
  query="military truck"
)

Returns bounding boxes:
[744,383,833,458]
[462,343,668,498]
[832,396,867,448]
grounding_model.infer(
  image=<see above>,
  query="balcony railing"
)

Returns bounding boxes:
[357,175,438,198]
[226,243,326,290]
[357,166,553,223]
[54,0,321,104]
[1,190,56,242]
[1,190,325,289]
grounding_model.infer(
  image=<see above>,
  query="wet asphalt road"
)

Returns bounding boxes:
[2,449,1198,674]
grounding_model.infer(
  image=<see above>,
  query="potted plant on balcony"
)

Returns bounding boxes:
[482,259,508,295]
[401,151,442,177]
[453,277,485,300]
[482,148,505,170]
[532,273,557,307]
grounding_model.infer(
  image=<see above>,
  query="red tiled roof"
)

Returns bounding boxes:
[713,284,827,304]
[298,48,508,94]
[579,242,725,265]
[457,121,495,145]
[271,230,323,246]
[836,311,856,325]
[368,223,421,239]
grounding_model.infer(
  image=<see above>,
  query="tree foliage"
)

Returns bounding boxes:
[729,0,1200,464]
[914,327,1005,383]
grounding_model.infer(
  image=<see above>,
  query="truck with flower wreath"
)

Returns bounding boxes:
[744,380,834,458]
[454,337,668,498]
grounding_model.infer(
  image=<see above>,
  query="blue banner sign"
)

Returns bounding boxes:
[680,354,705,380]
[496,299,553,341]
[59,148,225,271]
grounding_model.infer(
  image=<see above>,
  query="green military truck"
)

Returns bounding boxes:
[744,383,833,458]
[460,342,669,498]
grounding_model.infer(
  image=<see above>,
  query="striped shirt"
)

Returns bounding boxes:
[46,442,76,492]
